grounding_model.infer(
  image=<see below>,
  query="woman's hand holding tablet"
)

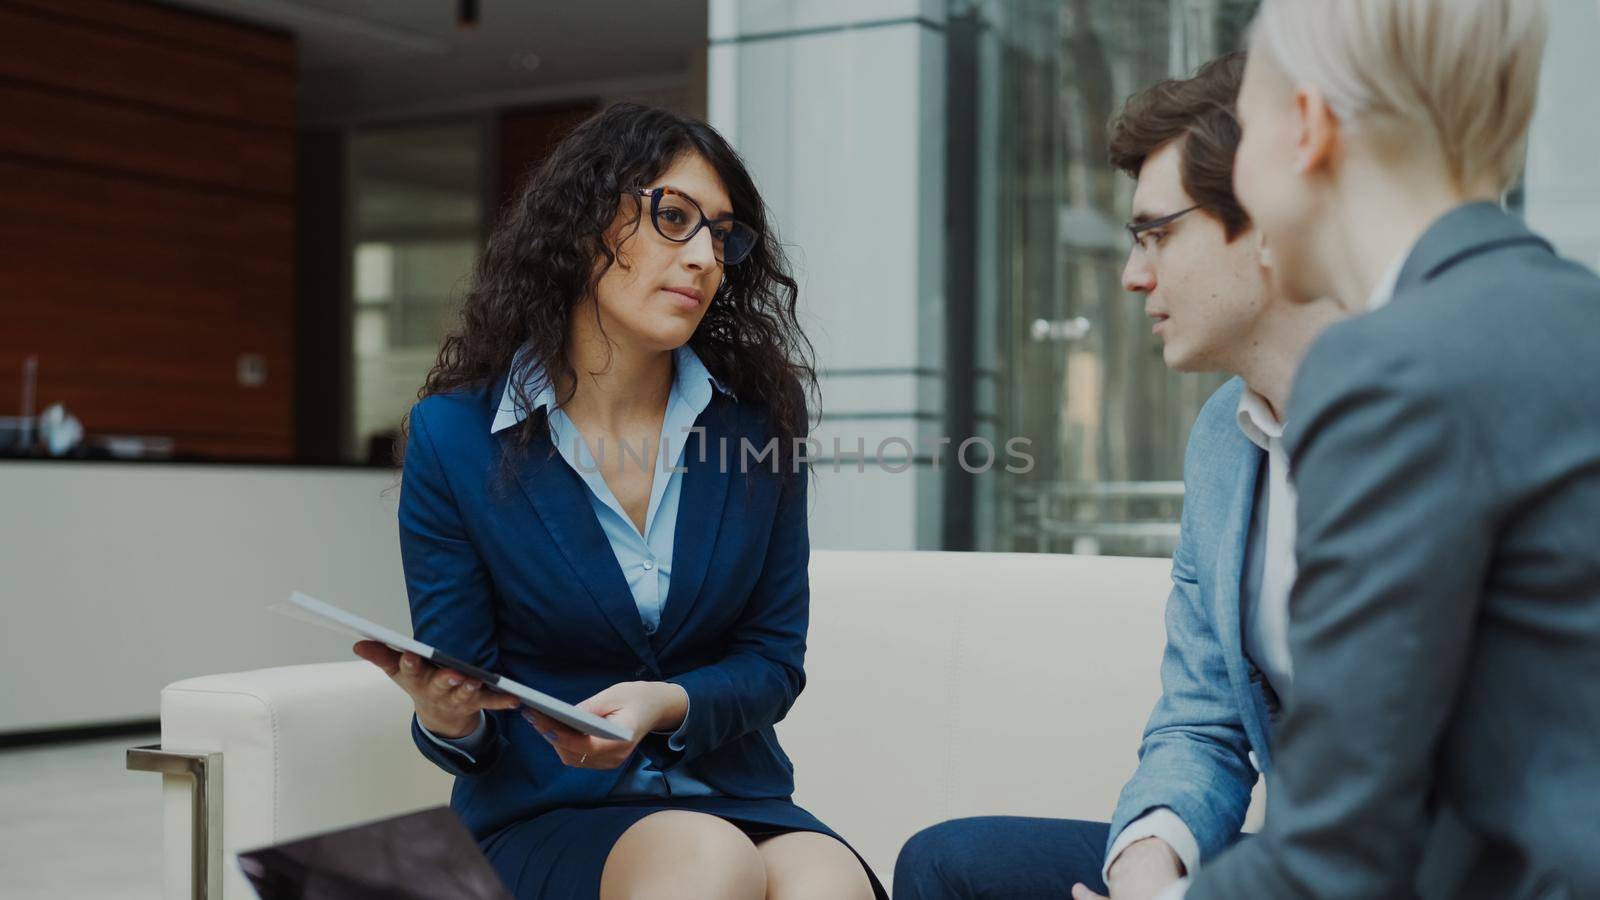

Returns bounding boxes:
[523,680,689,769]
[277,591,632,742]
[352,640,522,738]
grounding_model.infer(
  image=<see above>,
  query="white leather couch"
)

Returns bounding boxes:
[140,550,1262,899]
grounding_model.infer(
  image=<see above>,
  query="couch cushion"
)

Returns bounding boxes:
[784,551,1173,880]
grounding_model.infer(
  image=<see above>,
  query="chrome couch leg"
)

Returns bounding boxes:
[128,744,223,900]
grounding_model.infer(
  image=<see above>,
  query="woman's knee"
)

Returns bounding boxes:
[601,811,766,900]
[759,831,874,900]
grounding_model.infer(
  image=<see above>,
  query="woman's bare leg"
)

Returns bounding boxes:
[599,811,767,900]
[758,831,875,900]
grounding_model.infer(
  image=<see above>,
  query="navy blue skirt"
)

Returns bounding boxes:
[479,797,887,899]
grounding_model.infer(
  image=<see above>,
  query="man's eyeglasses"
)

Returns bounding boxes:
[1126,204,1202,253]
[626,187,758,265]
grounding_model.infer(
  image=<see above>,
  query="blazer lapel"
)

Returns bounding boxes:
[502,427,658,668]
[1395,202,1551,294]
[652,396,733,649]
[1214,443,1270,760]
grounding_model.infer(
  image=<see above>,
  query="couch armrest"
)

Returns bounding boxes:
[133,661,451,900]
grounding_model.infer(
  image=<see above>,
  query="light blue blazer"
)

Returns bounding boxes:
[1107,377,1277,863]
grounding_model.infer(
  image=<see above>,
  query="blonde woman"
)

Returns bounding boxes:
[1099,2,1600,899]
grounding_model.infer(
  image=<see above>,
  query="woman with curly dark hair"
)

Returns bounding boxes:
[350,103,883,899]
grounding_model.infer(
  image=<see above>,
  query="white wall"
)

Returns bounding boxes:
[1524,0,1600,271]
[0,463,407,733]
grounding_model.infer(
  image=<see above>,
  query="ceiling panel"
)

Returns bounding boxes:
[168,0,706,122]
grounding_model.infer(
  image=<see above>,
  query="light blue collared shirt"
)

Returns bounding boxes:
[419,344,731,798]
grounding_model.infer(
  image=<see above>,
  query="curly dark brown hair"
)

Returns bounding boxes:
[408,102,816,470]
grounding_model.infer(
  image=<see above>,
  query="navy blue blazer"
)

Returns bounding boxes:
[399,377,810,841]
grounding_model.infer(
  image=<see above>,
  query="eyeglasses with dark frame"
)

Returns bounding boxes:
[1126,204,1202,252]
[625,187,758,265]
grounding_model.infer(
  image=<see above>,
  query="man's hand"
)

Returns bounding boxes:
[1072,836,1184,900]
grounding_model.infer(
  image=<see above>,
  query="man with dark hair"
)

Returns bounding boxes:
[893,52,1347,900]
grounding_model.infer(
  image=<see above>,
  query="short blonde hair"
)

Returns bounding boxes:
[1252,0,1549,192]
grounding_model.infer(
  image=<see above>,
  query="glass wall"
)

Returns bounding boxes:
[348,121,485,462]
[953,0,1258,556]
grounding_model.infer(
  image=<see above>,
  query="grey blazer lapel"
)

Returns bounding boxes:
[1395,201,1552,294]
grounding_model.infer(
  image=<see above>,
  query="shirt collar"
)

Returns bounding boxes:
[1236,385,1285,452]
[490,344,732,434]
[1366,243,1411,312]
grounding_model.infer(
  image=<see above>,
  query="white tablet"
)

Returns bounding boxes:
[276,591,632,742]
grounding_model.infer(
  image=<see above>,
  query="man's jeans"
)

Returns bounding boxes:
[894,817,1111,899]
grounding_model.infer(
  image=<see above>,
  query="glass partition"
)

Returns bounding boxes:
[953,0,1258,556]
[348,121,484,462]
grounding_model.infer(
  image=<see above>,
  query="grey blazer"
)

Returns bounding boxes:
[1188,202,1600,899]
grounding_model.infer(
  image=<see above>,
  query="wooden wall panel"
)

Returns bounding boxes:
[497,101,600,217]
[0,83,293,194]
[6,0,295,67]
[0,6,294,127]
[0,0,296,460]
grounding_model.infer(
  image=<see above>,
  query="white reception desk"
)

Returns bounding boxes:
[0,461,409,736]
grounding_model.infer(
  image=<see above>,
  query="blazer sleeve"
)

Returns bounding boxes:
[1187,328,1494,899]
[398,403,511,777]
[1108,431,1258,865]
[643,462,811,770]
